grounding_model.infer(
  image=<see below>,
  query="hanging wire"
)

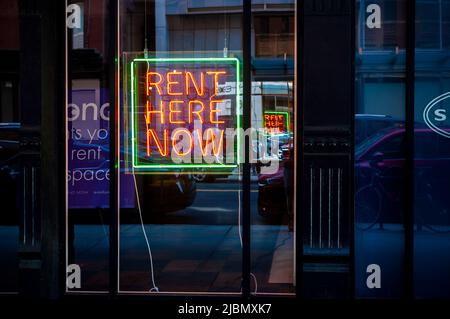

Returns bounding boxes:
[144,0,148,57]
[223,0,228,57]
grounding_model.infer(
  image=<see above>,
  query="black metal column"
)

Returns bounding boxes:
[242,0,252,298]
[18,0,42,297]
[18,0,65,298]
[349,0,356,299]
[404,0,416,300]
[295,0,303,298]
[40,0,66,299]
[301,0,354,298]
[109,0,119,297]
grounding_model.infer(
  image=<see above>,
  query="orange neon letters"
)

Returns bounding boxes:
[186,72,205,96]
[209,100,225,124]
[169,100,185,124]
[167,71,183,95]
[188,100,205,124]
[143,69,229,158]
[206,71,226,96]
[147,72,163,95]
[145,100,165,124]
[147,129,169,156]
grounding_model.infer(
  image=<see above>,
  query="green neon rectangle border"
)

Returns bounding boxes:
[263,111,290,136]
[130,57,241,169]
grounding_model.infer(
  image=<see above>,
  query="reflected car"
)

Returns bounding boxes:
[259,124,450,228]
[355,127,450,227]
[191,160,235,183]
[0,125,197,223]
[68,140,197,215]
[257,137,293,219]
[258,162,288,218]
[69,152,197,217]
[257,115,405,218]
[142,173,196,214]
[355,114,404,145]
[266,132,293,159]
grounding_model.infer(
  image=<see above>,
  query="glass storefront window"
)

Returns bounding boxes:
[355,0,407,298]
[54,0,450,299]
[358,0,406,50]
[118,0,244,294]
[414,0,450,298]
[63,0,299,297]
[416,0,446,49]
[115,0,297,295]
[66,0,112,292]
[251,80,295,294]
[254,15,294,57]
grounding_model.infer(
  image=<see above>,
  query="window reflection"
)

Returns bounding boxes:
[66,0,111,292]
[253,146,295,293]
[414,0,450,298]
[118,0,243,293]
[416,0,450,49]
[358,0,406,50]
[251,76,295,293]
[254,15,294,58]
[117,1,296,295]
[355,0,406,298]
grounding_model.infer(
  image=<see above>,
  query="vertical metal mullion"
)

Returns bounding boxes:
[296,0,304,298]
[242,0,251,298]
[61,0,69,297]
[405,0,416,300]
[109,0,119,298]
[64,0,73,294]
[349,0,356,299]
[49,0,68,297]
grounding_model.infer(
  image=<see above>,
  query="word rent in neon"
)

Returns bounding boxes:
[145,70,227,157]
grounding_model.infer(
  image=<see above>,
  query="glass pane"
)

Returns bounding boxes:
[250,2,296,295]
[251,84,295,293]
[355,0,406,298]
[0,0,20,293]
[254,15,294,58]
[118,0,243,294]
[414,0,450,298]
[66,0,112,292]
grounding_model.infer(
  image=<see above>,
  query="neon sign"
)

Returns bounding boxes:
[129,58,241,171]
[263,111,289,135]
